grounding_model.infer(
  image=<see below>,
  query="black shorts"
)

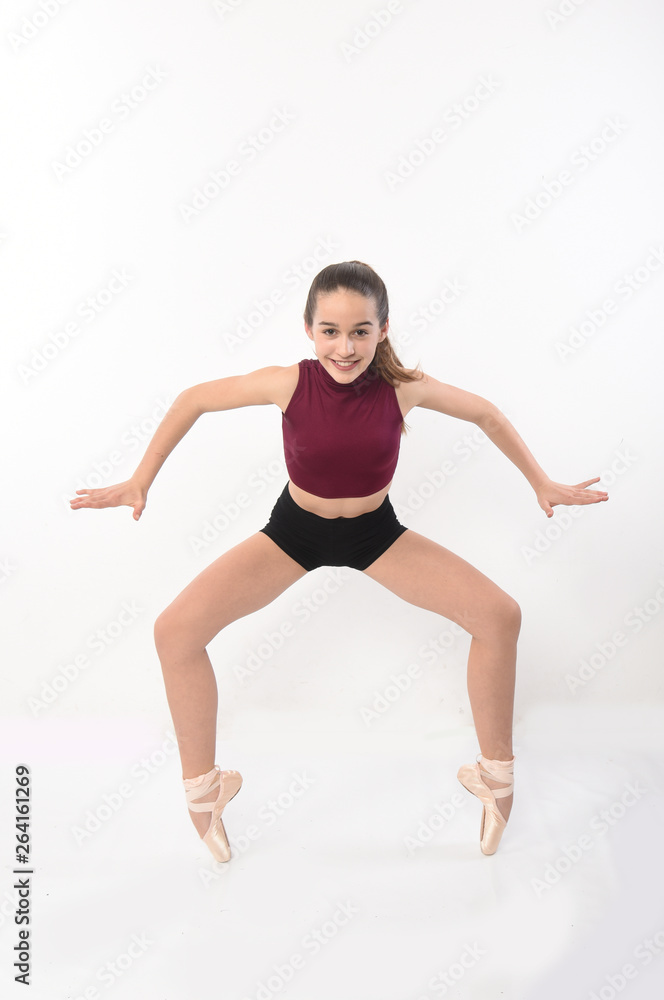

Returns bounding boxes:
[259,483,409,572]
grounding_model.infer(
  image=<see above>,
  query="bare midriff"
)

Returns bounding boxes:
[287,480,392,518]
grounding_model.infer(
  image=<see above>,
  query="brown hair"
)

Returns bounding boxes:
[303,260,423,435]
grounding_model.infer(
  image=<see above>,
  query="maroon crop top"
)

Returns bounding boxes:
[282,359,403,499]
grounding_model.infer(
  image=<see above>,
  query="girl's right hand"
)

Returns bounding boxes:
[69,479,148,521]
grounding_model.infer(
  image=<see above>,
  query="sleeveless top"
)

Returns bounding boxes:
[282,359,403,499]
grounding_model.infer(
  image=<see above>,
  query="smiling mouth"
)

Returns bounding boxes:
[330,359,360,368]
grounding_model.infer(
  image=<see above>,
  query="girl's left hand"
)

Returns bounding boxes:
[535,476,609,517]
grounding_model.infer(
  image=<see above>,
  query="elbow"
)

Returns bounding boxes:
[174,386,203,418]
[476,401,504,435]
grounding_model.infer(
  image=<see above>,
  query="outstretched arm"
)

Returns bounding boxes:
[69,390,203,520]
[410,373,609,517]
[70,365,293,520]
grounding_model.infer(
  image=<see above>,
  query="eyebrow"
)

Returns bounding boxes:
[317,321,373,327]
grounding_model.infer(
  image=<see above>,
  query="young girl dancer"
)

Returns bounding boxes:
[70,260,608,859]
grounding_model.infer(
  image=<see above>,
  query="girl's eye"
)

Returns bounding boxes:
[323,329,368,336]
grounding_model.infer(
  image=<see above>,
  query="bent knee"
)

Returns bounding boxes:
[153,609,175,652]
[471,593,521,643]
[504,596,522,637]
[153,607,203,654]
[494,594,521,641]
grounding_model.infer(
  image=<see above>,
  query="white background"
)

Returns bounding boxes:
[1,1,664,998]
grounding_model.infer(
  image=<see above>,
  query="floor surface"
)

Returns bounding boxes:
[2,703,663,1000]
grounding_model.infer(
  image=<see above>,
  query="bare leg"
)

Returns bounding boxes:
[154,531,308,835]
[362,530,521,822]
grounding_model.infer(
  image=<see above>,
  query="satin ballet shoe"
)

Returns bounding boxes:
[457,753,514,855]
[183,765,243,863]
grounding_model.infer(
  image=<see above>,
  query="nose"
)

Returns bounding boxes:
[338,337,354,357]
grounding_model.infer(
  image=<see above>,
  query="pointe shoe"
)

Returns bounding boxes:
[457,753,514,855]
[183,765,243,863]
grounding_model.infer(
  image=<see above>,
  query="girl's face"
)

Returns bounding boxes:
[305,289,388,383]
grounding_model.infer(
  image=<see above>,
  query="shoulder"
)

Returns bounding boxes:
[234,362,301,396]
[256,362,301,411]
[185,363,301,414]
[241,361,300,410]
[393,369,429,417]
[396,370,493,422]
